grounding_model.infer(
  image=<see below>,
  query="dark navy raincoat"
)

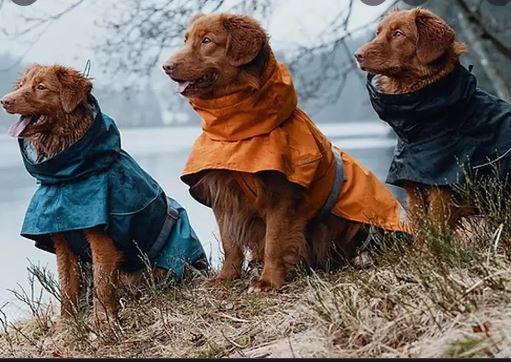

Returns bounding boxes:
[18,95,207,276]
[367,64,511,187]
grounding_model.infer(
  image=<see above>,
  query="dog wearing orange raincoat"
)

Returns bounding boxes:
[163,13,410,292]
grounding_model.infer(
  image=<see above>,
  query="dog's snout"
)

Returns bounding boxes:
[0,96,14,107]
[163,61,177,73]
[354,51,365,63]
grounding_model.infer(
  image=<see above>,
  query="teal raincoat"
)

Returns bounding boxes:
[18,95,207,277]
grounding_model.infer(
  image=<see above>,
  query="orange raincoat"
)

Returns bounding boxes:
[181,55,409,233]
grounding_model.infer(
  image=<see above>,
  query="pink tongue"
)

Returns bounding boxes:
[177,81,192,94]
[8,116,32,138]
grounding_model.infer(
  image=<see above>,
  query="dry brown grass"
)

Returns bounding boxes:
[1,175,511,358]
[1,233,510,358]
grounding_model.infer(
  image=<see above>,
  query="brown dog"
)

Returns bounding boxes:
[1,65,122,324]
[354,8,470,233]
[1,65,206,326]
[163,13,408,292]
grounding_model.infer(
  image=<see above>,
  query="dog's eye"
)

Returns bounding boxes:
[202,37,212,44]
[394,30,404,38]
[36,84,47,90]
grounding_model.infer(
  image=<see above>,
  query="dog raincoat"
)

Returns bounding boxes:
[181,55,408,233]
[367,64,511,187]
[18,96,207,276]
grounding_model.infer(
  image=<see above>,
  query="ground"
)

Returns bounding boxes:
[1,223,510,358]
[1,179,511,357]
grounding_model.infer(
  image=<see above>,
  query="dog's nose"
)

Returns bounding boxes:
[0,97,13,107]
[354,52,365,63]
[163,62,177,73]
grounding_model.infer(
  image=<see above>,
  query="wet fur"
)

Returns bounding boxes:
[166,14,366,292]
[355,8,470,233]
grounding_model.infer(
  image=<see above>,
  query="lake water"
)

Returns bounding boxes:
[0,122,405,321]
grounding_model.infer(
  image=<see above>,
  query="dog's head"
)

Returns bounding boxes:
[1,64,92,138]
[354,8,466,78]
[163,13,270,99]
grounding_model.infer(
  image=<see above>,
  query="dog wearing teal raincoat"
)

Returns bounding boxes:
[1,64,207,324]
[20,96,207,276]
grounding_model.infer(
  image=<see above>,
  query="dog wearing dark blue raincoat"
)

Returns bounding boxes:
[1,64,207,324]
[367,64,511,228]
[355,7,511,234]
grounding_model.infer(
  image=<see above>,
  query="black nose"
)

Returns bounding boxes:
[0,97,13,106]
[163,62,177,73]
[354,52,365,62]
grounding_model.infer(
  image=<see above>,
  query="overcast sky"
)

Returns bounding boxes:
[0,0,389,71]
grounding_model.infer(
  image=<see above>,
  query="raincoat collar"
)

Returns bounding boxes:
[367,64,477,140]
[19,95,120,185]
[188,54,298,141]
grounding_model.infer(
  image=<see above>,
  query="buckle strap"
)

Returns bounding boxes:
[314,147,345,222]
[146,200,180,260]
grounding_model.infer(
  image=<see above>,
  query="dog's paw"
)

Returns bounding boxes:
[248,280,278,293]
[55,319,67,334]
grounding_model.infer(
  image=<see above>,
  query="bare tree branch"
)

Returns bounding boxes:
[455,0,511,102]
[456,0,511,60]
[0,0,86,37]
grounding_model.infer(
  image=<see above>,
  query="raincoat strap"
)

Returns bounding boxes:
[146,201,180,261]
[314,148,345,221]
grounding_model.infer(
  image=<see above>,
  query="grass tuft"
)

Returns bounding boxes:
[1,174,511,357]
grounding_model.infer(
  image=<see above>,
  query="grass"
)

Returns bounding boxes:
[1,176,511,357]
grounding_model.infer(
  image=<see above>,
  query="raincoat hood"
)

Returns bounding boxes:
[367,64,511,186]
[182,56,408,233]
[19,96,207,275]
[19,96,120,184]
[189,54,297,141]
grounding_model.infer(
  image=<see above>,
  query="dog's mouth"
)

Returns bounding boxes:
[361,64,402,76]
[171,72,218,96]
[8,114,45,138]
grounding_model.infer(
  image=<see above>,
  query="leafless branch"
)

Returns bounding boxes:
[456,0,511,59]
[1,0,86,37]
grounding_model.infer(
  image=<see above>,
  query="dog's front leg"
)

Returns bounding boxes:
[204,208,244,286]
[53,233,82,321]
[249,173,307,292]
[428,186,463,228]
[404,182,429,236]
[85,228,122,325]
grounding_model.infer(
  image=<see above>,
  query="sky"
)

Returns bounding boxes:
[0,0,390,71]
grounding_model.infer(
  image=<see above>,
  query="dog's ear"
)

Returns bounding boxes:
[55,66,92,113]
[414,8,455,64]
[222,14,267,67]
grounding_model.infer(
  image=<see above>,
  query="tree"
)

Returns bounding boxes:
[1,0,510,106]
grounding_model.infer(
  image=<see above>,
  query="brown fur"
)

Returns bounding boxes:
[1,65,165,326]
[1,65,93,158]
[354,8,470,233]
[164,13,367,292]
[163,13,270,99]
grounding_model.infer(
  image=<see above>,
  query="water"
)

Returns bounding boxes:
[0,122,404,321]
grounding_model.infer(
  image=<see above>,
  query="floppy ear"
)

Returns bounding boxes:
[415,8,455,64]
[55,66,92,113]
[222,14,267,67]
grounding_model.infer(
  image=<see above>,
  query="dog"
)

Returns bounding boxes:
[355,8,511,234]
[1,65,207,326]
[162,13,409,292]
